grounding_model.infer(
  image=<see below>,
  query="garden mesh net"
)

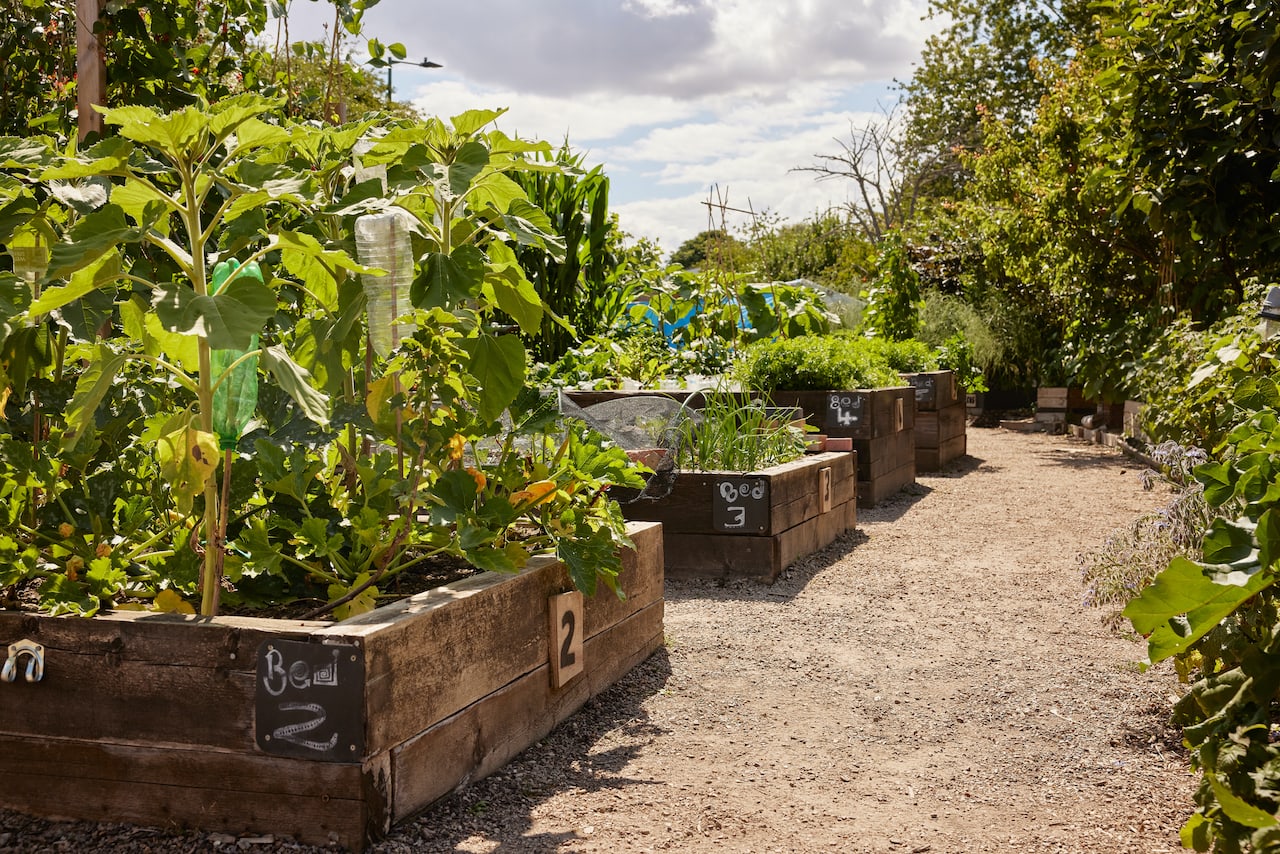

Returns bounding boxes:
[557,392,698,503]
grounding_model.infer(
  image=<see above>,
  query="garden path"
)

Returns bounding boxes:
[0,426,1196,853]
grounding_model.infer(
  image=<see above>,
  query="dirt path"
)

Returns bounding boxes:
[1,427,1196,853]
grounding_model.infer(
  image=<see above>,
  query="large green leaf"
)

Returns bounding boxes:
[121,295,199,372]
[448,140,490,195]
[103,104,206,155]
[29,250,122,315]
[411,246,485,308]
[111,177,176,225]
[0,136,56,169]
[485,243,543,334]
[462,333,526,423]
[156,421,220,515]
[1209,774,1279,829]
[40,137,133,179]
[61,346,128,450]
[46,205,141,279]
[228,118,291,152]
[1124,555,1276,664]
[260,344,330,425]
[450,109,506,137]
[234,161,310,200]
[152,271,275,351]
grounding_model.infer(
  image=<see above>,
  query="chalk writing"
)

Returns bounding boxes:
[713,476,770,533]
[256,640,363,762]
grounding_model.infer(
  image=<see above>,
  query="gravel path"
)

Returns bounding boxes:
[0,426,1195,853]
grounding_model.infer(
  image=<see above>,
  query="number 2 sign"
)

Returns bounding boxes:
[549,591,585,688]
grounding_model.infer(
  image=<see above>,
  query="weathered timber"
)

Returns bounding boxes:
[858,459,917,507]
[761,387,915,440]
[856,429,917,482]
[623,451,857,582]
[901,370,960,411]
[0,522,664,851]
[917,434,968,472]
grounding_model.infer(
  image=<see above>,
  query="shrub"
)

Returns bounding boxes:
[735,335,902,391]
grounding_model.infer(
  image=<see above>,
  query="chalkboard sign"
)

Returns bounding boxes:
[827,393,863,434]
[910,376,933,402]
[255,640,364,762]
[712,476,770,533]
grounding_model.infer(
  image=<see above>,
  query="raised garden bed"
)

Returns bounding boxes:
[0,522,664,851]
[903,370,967,472]
[621,451,856,582]
[758,387,916,506]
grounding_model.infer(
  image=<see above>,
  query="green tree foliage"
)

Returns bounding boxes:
[668,229,747,271]
[900,0,1090,193]
[1089,0,1280,318]
[0,0,77,134]
[861,231,922,341]
[744,211,873,290]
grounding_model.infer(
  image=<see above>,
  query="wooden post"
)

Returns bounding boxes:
[76,0,105,140]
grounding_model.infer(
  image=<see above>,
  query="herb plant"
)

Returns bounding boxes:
[674,394,807,473]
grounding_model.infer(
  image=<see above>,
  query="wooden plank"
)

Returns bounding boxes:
[76,0,105,140]
[622,453,852,536]
[390,602,665,822]
[855,429,915,480]
[915,402,967,448]
[916,434,967,472]
[902,371,959,411]
[326,523,661,755]
[771,386,911,439]
[775,499,858,570]
[0,735,371,850]
[661,531,777,580]
[858,459,917,507]
[0,610,327,745]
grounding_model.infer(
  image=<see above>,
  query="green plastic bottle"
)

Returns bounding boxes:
[210,259,261,451]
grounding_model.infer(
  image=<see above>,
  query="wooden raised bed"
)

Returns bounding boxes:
[903,370,967,472]
[621,451,856,582]
[0,522,664,851]
[758,387,916,506]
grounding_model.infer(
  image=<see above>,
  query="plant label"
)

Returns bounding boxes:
[713,477,770,533]
[827,393,863,433]
[255,640,364,762]
[549,591,585,688]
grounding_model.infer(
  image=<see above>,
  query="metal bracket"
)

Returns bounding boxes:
[2,639,45,683]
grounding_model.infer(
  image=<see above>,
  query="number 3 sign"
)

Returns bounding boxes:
[549,591,585,688]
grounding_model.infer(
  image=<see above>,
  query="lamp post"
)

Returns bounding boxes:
[383,57,443,108]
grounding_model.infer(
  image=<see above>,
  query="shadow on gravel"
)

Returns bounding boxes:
[1035,445,1136,471]
[663,527,869,606]
[379,648,675,853]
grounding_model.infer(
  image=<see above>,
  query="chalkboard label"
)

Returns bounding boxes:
[827,393,863,433]
[910,376,933,401]
[712,477,770,533]
[255,640,364,762]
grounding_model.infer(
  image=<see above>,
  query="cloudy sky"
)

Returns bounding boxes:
[276,0,941,257]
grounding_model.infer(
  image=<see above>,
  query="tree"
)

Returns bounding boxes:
[793,105,928,243]
[668,229,746,270]
[1087,0,1280,319]
[898,0,1090,195]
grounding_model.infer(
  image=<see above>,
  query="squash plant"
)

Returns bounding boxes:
[0,96,643,618]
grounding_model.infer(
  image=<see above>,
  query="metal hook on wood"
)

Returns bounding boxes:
[2,639,45,683]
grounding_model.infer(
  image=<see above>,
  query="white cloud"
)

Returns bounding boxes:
[274,0,938,254]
